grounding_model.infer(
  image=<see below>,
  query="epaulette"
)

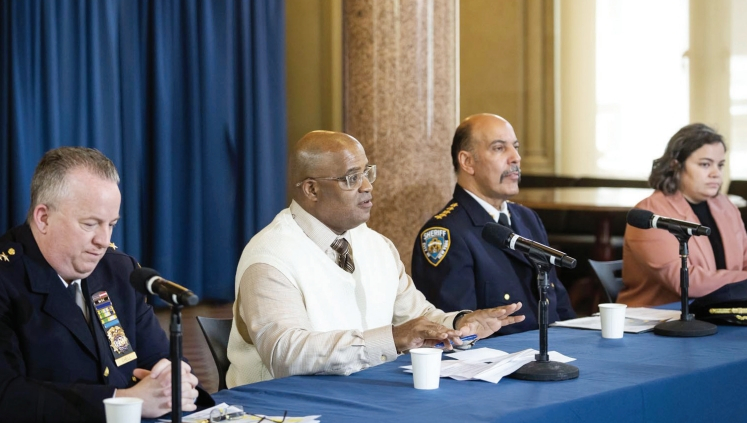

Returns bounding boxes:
[0,244,22,265]
[434,202,458,220]
[105,242,129,257]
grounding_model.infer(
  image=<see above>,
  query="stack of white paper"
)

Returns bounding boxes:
[551,307,681,333]
[402,348,576,384]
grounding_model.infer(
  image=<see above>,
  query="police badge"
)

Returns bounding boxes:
[421,226,451,266]
[107,326,130,354]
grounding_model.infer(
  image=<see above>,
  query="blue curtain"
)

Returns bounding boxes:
[0,0,287,302]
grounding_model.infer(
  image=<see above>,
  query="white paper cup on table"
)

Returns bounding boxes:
[410,348,443,389]
[103,397,143,423]
[599,303,627,339]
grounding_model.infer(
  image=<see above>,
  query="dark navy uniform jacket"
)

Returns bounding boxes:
[411,185,575,335]
[0,224,211,422]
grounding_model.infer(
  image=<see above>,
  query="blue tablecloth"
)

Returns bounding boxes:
[196,325,747,423]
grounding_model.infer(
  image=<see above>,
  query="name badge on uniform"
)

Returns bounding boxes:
[92,291,137,366]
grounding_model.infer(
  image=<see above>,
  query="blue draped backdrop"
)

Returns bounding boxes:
[0,0,287,302]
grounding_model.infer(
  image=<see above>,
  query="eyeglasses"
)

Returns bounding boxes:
[295,164,376,191]
[208,405,288,423]
[209,405,245,422]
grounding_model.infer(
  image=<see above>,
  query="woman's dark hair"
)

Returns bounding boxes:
[648,123,726,195]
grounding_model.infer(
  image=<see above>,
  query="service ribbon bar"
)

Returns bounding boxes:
[92,291,137,366]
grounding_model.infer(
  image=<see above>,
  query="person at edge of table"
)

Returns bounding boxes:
[0,147,213,423]
[410,113,575,335]
[618,123,747,307]
[225,130,526,387]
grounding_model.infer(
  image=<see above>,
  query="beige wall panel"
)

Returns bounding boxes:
[690,0,732,187]
[343,0,459,272]
[460,0,523,123]
[460,0,555,174]
[286,0,342,197]
[287,1,324,146]
[557,0,595,176]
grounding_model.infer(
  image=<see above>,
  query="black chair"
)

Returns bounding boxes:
[588,259,624,303]
[196,316,232,391]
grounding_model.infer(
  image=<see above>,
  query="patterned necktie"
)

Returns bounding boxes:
[67,282,90,324]
[331,237,355,274]
[498,212,510,228]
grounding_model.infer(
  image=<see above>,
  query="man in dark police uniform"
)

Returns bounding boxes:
[411,114,575,335]
[0,147,211,422]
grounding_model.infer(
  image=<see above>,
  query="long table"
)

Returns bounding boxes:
[202,325,747,422]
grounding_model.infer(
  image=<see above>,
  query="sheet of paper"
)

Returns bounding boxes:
[625,307,683,321]
[551,307,680,333]
[401,348,576,384]
[445,347,509,362]
[169,403,321,423]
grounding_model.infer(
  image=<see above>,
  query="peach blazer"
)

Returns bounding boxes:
[618,190,747,307]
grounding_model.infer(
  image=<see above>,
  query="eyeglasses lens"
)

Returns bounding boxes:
[210,405,245,422]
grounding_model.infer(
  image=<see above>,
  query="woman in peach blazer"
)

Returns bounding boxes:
[618,124,747,307]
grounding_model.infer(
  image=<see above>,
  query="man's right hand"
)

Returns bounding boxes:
[116,359,200,418]
[392,316,463,353]
[455,302,525,339]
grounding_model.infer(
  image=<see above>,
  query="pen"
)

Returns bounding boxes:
[433,334,478,348]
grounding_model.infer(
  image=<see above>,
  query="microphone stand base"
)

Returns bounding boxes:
[509,360,579,382]
[653,319,717,337]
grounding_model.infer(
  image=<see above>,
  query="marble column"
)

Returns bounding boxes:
[343,0,459,273]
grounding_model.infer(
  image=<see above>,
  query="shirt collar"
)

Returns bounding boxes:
[58,275,82,289]
[290,200,350,253]
[463,189,511,225]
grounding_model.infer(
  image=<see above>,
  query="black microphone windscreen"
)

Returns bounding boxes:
[481,222,513,247]
[627,208,653,229]
[129,267,160,295]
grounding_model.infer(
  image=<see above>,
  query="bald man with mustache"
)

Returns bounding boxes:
[411,114,575,335]
[225,130,525,386]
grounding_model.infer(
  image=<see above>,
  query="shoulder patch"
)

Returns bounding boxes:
[420,227,451,267]
[434,202,458,220]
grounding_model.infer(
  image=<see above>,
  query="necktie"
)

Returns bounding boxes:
[498,212,510,228]
[67,282,90,324]
[331,237,355,274]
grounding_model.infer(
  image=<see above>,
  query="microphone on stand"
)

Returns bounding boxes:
[480,223,579,381]
[626,208,711,237]
[130,268,199,423]
[482,222,577,269]
[625,208,717,338]
[130,267,199,306]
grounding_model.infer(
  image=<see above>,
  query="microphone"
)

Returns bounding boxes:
[130,267,199,306]
[481,222,577,269]
[626,208,711,237]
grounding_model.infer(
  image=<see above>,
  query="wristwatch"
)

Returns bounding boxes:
[453,310,472,329]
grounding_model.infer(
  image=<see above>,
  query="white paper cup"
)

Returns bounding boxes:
[410,348,443,389]
[599,303,627,339]
[103,397,143,423]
